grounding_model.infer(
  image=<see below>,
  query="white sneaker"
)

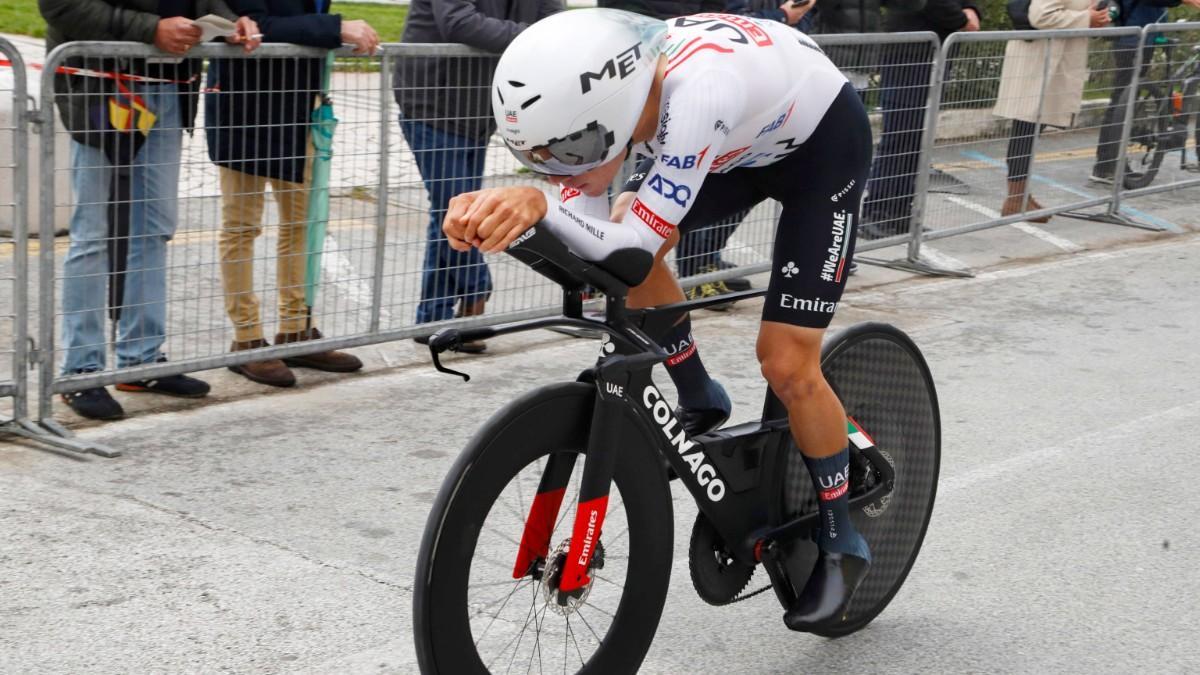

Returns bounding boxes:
[1089,172,1115,185]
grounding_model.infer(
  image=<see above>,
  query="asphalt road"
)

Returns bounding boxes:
[3,231,1198,673]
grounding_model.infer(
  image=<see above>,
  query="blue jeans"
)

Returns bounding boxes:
[863,43,936,234]
[61,84,181,374]
[399,118,493,324]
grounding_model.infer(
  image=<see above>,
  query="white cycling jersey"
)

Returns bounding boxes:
[540,13,848,266]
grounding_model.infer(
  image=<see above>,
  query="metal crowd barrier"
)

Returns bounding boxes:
[18,25,1200,436]
[0,37,29,423]
[1110,22,1200,209]
[910,26,1142,266]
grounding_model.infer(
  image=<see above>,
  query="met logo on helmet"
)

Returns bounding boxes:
[580,43,643,94]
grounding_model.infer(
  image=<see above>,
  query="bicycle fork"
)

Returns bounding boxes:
[511,370,633,594]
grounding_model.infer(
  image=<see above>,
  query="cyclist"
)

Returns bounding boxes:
[442,8,872,630]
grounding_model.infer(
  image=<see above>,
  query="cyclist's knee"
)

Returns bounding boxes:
[760,357,824,405]
[757,323,825,405]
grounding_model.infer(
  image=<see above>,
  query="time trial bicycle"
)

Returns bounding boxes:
[413,226,940,674]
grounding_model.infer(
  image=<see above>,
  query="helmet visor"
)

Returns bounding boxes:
[507,121,618,176]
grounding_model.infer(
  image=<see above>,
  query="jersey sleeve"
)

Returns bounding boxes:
[621,71,745,242]
[540,71,745,264]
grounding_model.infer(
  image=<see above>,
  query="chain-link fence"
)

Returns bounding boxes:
[0,37,29,421]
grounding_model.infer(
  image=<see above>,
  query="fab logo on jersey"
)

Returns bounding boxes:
[647,173,692,207]
[660,146,709,170]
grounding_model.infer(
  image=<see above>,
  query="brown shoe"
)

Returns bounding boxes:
[229,339,296,388]
[453,298,488,354]
[276,327,364,373]
[1000,179,1051,223]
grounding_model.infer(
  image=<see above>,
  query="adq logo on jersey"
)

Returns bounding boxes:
[580,42,643,94]
[647,173,692,207]
[642,385,726,502]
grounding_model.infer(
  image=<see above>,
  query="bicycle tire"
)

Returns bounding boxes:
[413,382,674,674]
[1121,84,1169,190]
[776,322,941,638]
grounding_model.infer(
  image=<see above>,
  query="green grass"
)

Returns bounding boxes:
[0,0,406,40]
[0,0,47,39]
[339,2,408,41]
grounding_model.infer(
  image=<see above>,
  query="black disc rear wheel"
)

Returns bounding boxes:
[777,322,941,638]
[414,383,674,674]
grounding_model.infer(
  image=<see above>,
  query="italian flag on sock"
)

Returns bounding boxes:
[847,417,875,450]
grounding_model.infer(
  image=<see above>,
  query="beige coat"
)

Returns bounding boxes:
[992,0,1093,127]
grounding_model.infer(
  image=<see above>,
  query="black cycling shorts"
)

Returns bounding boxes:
[623,82,871,329]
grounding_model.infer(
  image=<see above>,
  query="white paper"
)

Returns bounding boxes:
[192,14,238,43]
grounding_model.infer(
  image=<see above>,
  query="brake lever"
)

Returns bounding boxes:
[428,345,471,382]
[426,331,471,382]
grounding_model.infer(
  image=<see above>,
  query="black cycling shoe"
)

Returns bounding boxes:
[674,405,731,436]
[61,388,125,421]
[784,550,871,632]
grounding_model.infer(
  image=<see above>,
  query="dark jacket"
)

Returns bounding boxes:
[1115,0,1179,45]
[884,0,981,41]
[1117,0,1179,27]
[393,0,562,142]
[40,0,235,138]
[599,0,723,19]
[205,0,342,183]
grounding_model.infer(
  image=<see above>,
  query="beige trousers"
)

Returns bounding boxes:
[218,153,313,343]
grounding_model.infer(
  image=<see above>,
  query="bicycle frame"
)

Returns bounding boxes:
[427,227,894,599]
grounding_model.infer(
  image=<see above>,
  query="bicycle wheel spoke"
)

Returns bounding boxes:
[496,584,541,673]
[567,615,586,668]
[590,572,623,590]
[474,579,534,647]
[526,598,550,675]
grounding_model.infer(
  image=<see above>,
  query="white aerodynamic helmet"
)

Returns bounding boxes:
[492,9,668,176]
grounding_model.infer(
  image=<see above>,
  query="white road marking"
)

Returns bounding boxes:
[848,234,1199,305]
[944,194,1083,253]
[916,245,971,274]
[941,399,1200,497]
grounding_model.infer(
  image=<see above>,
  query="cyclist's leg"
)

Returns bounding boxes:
[755,82,874,629]
[613,160,765,431]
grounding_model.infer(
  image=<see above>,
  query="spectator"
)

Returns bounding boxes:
[993,0,1110,221]
[40,0,258,420]
[206,0,374,388]
[396,0,562,353]
[859,0,981,239]
[1092,0,1200,183]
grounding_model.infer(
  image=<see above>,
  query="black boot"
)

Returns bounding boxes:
[784,550,871,632]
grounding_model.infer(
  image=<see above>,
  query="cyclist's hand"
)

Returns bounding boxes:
[1089,6,1111,27]
[457,187,548,253]
[444,192,481,252]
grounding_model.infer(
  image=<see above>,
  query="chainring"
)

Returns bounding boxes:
[688,513,756,606]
